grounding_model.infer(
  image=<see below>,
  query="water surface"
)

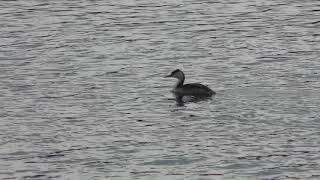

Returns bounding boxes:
[0,0,320,179]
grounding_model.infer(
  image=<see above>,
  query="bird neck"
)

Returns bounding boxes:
[175,77,184,88]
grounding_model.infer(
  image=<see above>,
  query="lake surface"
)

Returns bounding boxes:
[0,0,319,179]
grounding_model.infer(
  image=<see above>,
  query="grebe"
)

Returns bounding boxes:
[165,69,215,103]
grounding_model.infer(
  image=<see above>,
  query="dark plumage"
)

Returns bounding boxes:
[165,69,215,104]
[176,83,215,96]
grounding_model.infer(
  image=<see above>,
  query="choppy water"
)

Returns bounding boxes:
[1,0,320,179]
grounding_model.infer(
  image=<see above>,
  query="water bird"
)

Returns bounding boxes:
[165,69,215,104]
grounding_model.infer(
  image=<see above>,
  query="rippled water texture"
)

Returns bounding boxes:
[1,0,320,179]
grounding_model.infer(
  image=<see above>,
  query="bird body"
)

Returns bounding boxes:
[173,83,215,97]
[165,69,215,104]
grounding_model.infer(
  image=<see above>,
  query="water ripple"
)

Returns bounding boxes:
[0,0,319,179]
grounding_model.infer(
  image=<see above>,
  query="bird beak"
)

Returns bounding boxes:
[164,75,171,78]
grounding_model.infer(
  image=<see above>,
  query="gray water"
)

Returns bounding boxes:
[0,0,320,179]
